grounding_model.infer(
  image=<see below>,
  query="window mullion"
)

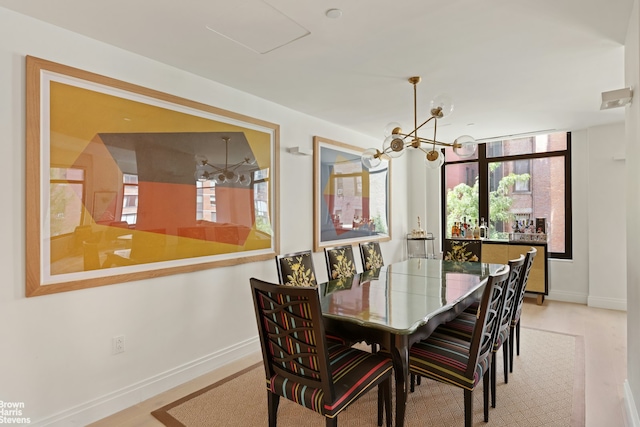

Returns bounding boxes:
[478,144,489,227]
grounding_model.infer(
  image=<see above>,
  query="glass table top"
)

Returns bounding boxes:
[380,257,506,278]
[319,259,507,335]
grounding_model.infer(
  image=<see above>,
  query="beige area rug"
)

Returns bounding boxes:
[152,328,584,426]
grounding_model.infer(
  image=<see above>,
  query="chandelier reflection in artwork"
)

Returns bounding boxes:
[362,76,477,169]
[194,136,255,186]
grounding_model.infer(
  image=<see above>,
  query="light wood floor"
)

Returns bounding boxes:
[89,299,628,427]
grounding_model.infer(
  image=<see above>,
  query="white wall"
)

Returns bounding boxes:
[0,7,408,426]
[545,129,591,304]
[625,0,640,424]
[586,123,627,310]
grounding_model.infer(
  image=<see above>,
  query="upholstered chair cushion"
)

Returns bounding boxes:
[325,246,357,280]
[443,239,482,262]
[268,342,393,418]
[277,251,317,287]
[409,331,490,390]
[360,241,384,271]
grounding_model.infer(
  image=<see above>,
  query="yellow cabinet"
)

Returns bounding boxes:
[481,241,548,304]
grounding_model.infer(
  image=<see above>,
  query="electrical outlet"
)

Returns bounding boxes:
[112,335,125,354]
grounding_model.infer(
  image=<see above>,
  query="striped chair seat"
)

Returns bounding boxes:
[440,312,509,353]
[409,330,490,390]
[438,312,476,340]
[268,342,393,418]
[464,300,480,313]
[326,333,348,346]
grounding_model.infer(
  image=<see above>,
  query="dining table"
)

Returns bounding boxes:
[318,258,507,427]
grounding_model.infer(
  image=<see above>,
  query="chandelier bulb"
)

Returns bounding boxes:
[383,122,402,137]
[214,173,226,185]
[383,135,405,158]
[425,150,445,169]
[430,93,454,118]
[238,174,251,186]
[194,153,208,165]
[361,147,383,169]
[452,135,478,158]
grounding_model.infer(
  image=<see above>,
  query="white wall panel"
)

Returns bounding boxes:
[0,6,408,425]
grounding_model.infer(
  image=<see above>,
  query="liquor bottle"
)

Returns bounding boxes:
[479,217,488,239]
[451,222,458,238]
[460,218,466,238]
[473,220,480,239]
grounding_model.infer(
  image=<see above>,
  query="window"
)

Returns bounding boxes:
[254,168,271,234]
[50,167,85,237]
[121,174,138,225]
[196,179,217,222]
[513,160,531,192]
[442,132,572,258]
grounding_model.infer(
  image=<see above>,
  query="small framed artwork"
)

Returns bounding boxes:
[26,56,280,296]
[313,136,391,252]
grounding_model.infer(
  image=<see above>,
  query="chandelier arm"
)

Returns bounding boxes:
[403,135,454,148]
[225,138,230,170]
[414,79,418,140]
[432,119,438,152]
[381,145,401,155]
[203,162,224,173]
[228,159,252,171]
[403,116,436,140]
[204,160,250,173]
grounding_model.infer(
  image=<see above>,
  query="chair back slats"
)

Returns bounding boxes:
[511,248,537,325]
[466,266,511,378]
[275,250,317,287]
[495,255,526,345]
[324,245,357,279]
[359,241,384,271]
[251,278,334,397]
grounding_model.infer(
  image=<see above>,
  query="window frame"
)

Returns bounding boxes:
[440,132,573,259]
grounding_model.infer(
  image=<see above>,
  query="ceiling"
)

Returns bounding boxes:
[0,0,634,143]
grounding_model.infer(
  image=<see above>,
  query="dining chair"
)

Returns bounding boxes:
[359,241,384,271]
[324,245,357,280]
[407,266,511,427]
[275,251,349,347]
[443,238,482,262]
[426,255,525,409]
[490,254,525,407]
[249,277,393,427]
[275,250,317,287]
[509,247,538,372]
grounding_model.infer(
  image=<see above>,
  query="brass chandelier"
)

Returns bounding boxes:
[194,136,255,186]
[361,76,477,169]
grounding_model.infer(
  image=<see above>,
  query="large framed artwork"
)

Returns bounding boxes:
[26,56,280,296]
[313,136,391,252]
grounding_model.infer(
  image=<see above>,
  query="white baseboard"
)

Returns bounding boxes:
[31,337,260,427]
[625,380,640,427]
[546,289,588,304]
[587,295,627,311]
